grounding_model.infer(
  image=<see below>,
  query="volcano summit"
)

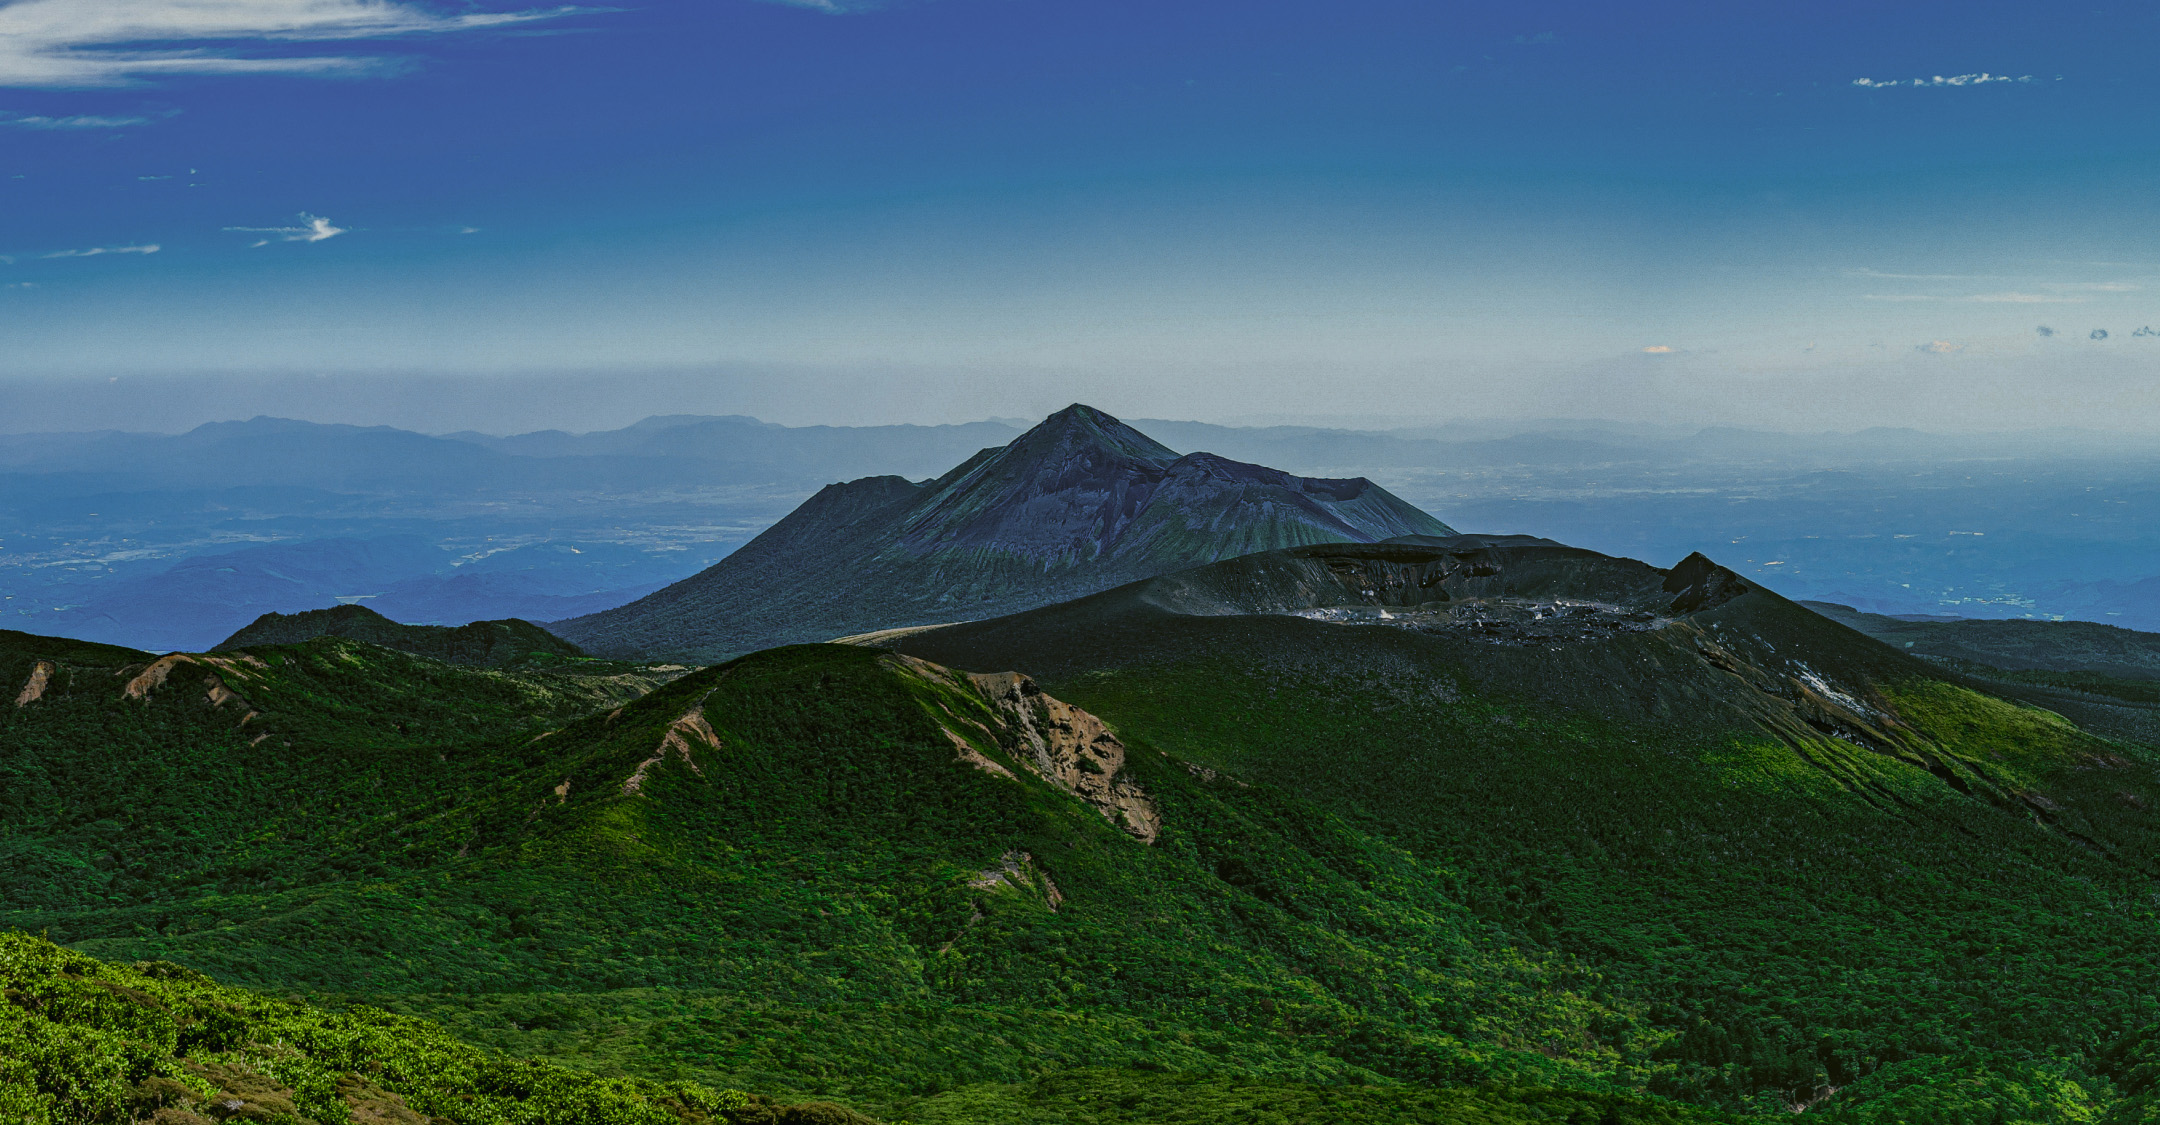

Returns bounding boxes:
[555,404,1453,661]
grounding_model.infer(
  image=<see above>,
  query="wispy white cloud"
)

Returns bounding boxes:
[1846,267,1994,281]
[1,112,150,128]
[2042,281,2139,292]
[1867,291,2088,303]
[758,0,892,12]
[41,243,161,258]
[0,0,584,88]
[224,212,347,247]
[1852,73,2036,88]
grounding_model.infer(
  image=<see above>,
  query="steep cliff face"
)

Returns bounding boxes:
[883,653,1161,843]
[554,405,1455,661]
[966,670,1161,844]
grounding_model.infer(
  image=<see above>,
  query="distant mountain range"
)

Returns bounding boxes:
[0,413,1030,493]
[553,405,1455,660]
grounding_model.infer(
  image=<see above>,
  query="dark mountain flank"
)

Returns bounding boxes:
[1804,599,2160,745]
[1804,599,2160,680]
[552,404,1453,661]
[216,603,588,667]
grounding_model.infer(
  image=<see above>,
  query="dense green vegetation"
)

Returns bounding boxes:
[0,928,894,1125]
[13,532,2160,1121]
[215,605,600,669]
[0,629,668,910]
[893,542,2160,1118]
[3,629,1723,1122]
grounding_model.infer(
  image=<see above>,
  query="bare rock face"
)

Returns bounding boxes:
[13,660,52,707]
[967,670,1162,844]
[885,653,1162,843]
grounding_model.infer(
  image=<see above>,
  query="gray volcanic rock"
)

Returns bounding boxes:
[553,404,1455,661]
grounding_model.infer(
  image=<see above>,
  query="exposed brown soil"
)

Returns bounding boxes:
[623,707,718,795]
[884,653,1161,842]
[122,654,190,699]
[968,670,1161,844]
[13,660,52,706]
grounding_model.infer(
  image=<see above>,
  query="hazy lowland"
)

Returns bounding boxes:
[11,407,2160,1124]
[5,414,2156,652]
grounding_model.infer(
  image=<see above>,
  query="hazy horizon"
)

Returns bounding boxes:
[12,363,2160,440]
[8,1,2160,436]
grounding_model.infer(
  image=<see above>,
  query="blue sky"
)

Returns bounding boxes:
[6,0,2160,431]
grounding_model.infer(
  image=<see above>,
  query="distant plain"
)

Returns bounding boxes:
[5,415,2157,651]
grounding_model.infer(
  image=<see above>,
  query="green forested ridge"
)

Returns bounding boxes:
[892,540,2160,1119]
[0,630,671,911]
[5,628,1718,1122]
[8,535,2160,1122]
[214,605,597,669]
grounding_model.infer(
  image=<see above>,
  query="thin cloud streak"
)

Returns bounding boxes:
[1846,267,1996,281]
[1852,73,2036,88]
[40,244,161,258]
[0,0,585,88]
[1,113,151,128]
[225,213,347,246]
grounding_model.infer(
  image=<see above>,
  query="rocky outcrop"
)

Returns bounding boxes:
[887,653,1161,843]
[13,660,53,707]
[967,670,1161,844]
[623,707,716,795]
[969,849,1064,910]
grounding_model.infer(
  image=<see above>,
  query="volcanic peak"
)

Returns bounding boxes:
[552,404,1454,660]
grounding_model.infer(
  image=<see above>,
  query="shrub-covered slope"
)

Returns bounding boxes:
[888,537,2160,1117]
[0,629,669,910]
[4,628,1717,1122]
[216,604,592,668]
[553,404,1453,662]
[0,930,772,1125]
[15,528,2160,1119]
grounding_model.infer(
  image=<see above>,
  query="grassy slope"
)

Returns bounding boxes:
[1802,601,2160,747]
